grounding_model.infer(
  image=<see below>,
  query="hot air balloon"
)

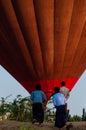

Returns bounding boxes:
[0,0,86,99]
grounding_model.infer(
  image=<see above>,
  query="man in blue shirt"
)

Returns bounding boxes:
[30,84,47,126]
[53,87,67,130]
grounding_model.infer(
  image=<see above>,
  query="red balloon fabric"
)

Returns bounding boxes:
[20,77,78,99]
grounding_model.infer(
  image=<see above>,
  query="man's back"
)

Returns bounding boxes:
[60,86,69,99]
[60,81,70,99]
[30,90,46,103]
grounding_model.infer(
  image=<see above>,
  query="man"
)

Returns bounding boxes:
[60,81,70,120]
[30,84,47,126]
[60,81,70,100]
[53,87,67,130]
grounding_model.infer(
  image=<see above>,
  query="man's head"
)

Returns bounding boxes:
[54,86,60,93]
[61,81,66,86]
[36,84,41,90]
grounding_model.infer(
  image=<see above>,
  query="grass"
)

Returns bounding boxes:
[19,126,33,130]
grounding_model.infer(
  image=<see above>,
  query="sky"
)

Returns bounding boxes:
[68,70,86,116]
[0,65,86,116]
[0,65,30,101]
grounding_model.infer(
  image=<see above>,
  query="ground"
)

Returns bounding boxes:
[0,120,86,130]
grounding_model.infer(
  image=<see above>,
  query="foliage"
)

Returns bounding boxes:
[0,95,86,122]
[68,114,82,121]
[9,95,32,121]
[0,95,12,118]
[82,108,86,121]
[68,108,86,121]
[0,95,32,121]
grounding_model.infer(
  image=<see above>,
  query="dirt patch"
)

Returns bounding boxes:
[0,120,86,130]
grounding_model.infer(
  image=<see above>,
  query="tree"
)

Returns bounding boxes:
[0,95,12,119]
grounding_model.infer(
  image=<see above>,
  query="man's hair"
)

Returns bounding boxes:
[54,87,60,93]
[61,81,66,86]
[36,84,41,90]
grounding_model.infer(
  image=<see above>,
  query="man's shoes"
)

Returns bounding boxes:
[66,123,73,130]
[32,119,37,124]
[39,123,43,127]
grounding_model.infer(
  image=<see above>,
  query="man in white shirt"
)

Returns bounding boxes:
[60,81,70,100]
[60,81,71,125]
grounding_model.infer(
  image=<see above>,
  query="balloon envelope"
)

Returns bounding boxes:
[0,0,86,98]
